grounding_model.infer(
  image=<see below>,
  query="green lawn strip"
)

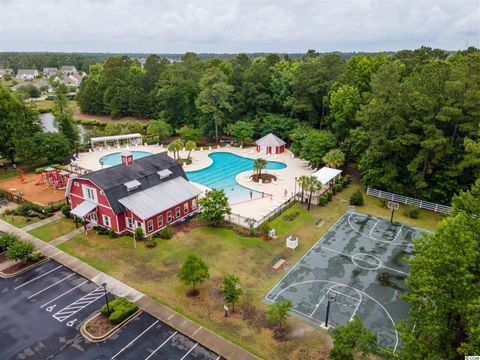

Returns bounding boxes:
[28,217,78,242]
[335,182,443,232]
[0,168,18,181]
[1,214,42,228]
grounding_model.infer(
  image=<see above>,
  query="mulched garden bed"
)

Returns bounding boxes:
[0,253,7,264]
[84,313,115,338]
[250,173,277,184]
[2,260,38,275]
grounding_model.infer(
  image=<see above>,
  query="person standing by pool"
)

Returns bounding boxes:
[250,190,252,200]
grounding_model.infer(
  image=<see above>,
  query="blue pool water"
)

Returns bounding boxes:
[186,152,287,203]
[99,151,152,166]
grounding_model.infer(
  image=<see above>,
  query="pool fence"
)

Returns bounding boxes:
[366,187,451,214]
[229,196,296,229]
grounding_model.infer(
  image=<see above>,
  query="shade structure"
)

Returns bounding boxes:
[313,167,342,185]
[255,133,286,154]
[70,200,97,217]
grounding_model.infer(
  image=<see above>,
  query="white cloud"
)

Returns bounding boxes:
[0,0,478,52]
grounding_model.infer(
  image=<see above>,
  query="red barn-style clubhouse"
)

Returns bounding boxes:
[65,151,202,236]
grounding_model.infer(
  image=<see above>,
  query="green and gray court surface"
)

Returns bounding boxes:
[264,210,429,352]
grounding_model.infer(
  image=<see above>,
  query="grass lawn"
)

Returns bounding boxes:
[28,217,78,242]
[31,99,77,112]
[57,182,441,359]
[0,214,42,228]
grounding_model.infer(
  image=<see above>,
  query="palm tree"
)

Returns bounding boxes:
[253,158,267,180]
[306,176,322,210]
[185,140,197,161]
[298,175,310,203]
[322,149,345,169]
[167,139,183,160]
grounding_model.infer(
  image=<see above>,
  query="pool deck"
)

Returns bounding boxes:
[72,144,314,222]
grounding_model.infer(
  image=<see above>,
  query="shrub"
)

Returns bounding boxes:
[28,251,44,262]
[94,226,109,235]
[258,222,270,239]
[134,227,144,240]
[326,191,333,201]
[158,226,173,239]
[318,195,328,206]
[6,241,35,262]
[404,205,420,219]
[0,233,20,252]
[332,184,343,193]
[145,236,156,248]
[349,190,364,206]
[61,205,71,218]
[343,175,352,184]
[108,229,116,238]
[282,211,300,222]
[101,297,138,324]
[0,189,5,200]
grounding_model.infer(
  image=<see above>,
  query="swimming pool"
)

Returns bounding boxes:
[99,151,152,166]
[186,152,287,203]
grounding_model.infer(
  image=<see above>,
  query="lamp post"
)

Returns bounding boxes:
[101,282,110,314]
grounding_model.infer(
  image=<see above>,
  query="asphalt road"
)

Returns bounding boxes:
[0,259,222,360]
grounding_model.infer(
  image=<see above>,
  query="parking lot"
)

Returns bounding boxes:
[0,259,222,360]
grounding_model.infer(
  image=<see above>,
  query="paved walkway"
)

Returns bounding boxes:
[0,219,259,360]
[22,212,63,231]
[50,227,84,246]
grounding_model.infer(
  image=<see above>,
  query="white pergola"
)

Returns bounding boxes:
[90,133,143,149]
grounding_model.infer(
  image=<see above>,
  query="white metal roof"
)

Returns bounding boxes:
[70,201,97,218]
[313,167,342,184]
[118,177,202,220]
[90,133,142,145]
[255,133,286,147]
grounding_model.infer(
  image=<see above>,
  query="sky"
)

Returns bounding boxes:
[0,0,479,53]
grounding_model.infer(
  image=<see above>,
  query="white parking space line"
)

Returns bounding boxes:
[215,356,221,360]
[27,274,75,299]
[53,286,107,322]
[144,331,177,360]
[111,320,159,360]
[180,343,198,360]
[40,280,88,308]
[14,265,63,290]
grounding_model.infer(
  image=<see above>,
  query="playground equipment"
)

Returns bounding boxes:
[36,167,71,190]
[17,169,26,183]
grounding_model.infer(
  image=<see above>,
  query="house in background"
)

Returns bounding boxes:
[0,68,13,78]
[16,69,39,80]
[66,151,202,236]
[62,73,84,87]
[60,66,77,75]
[43,67,59,77]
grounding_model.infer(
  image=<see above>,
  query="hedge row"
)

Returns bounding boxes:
[317,175,352,206]
[5,202,65,219]
[101,297,138,325]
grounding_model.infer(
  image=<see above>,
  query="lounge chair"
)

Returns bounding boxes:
[209,146,213,150]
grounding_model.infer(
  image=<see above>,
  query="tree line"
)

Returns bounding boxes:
[76,47,480,204]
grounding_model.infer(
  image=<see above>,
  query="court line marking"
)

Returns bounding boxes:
[347,213,410,247]
[328,284,362,321]
[27,273,75,299]
[392,225,403,243]
[309,294,326,317]
[14,265,63,290]
[40,280,88,308]
[368,219,380,238]
[264,211,350,299]
[351,253,382,271]
[180,343,198,360]
[319,245,408,276]
[272,279,399,352]
[144,331,178,360]
[111,319,159,359]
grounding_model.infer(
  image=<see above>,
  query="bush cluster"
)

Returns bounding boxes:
[93,226,110,236]
[157,226,172,239]
[101,297,138,325]
[61,205,71,218]
[349,190,365,206]
[0,233,41,262]
[145,236,156,248]
[14,202,64,219]
[34,164,65,174]
[282,211,300,222]
[404,205,420,219]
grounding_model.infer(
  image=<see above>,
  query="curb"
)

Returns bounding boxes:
[80,309,142,342]
[0,258,49,279]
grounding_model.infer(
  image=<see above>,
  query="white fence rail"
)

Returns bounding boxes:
[228,197,296,229]
[366,188,451,214]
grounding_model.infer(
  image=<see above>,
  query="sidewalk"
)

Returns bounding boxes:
[22,212,63,231]
[0,219,259,360]
[50,227,84,246]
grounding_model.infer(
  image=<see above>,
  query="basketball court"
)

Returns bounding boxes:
[264,210,428,351]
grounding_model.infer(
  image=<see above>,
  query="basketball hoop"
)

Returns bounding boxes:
[387,201,399,222]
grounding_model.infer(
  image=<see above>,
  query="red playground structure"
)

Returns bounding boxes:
[17,169,26,183]
[37,167,71,190]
